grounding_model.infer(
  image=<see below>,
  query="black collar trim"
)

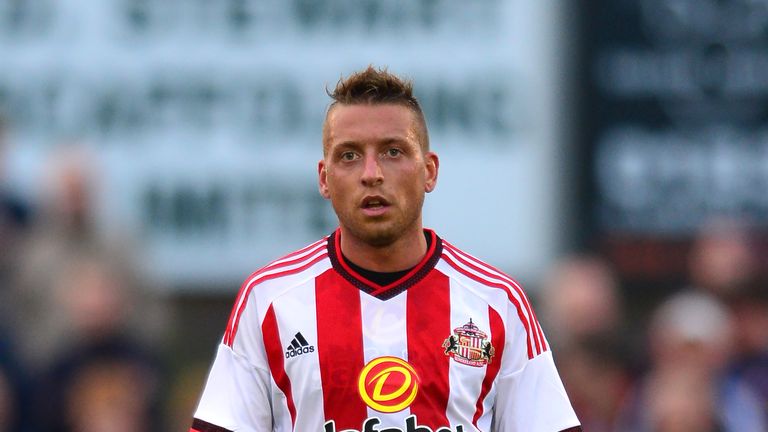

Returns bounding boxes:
[327,229,443,300]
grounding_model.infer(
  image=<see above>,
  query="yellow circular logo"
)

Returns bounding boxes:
[358,356,419,413]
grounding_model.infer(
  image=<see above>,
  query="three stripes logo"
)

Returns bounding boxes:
[285,332,315,358]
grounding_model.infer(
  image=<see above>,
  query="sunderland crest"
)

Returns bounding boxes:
[442,319,495,367]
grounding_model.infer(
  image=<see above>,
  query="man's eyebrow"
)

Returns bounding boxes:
[377,137,409,146]
[332,141,361,152]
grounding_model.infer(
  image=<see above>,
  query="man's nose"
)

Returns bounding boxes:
[361,153,384,186]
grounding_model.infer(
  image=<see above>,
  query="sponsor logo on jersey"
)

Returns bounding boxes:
[357,356,419,413]
[285,332,315,358]
[442,318,495,367]
[323,415,464,432]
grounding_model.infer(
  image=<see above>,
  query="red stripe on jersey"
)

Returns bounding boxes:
[224,248,328,347]
[440,251,534,359]
[442,243,546,356]
[406,271,451,429]
[472,306,505,428]
[316,271,368,429]
[444,242,548,354]
[262,304,297,426]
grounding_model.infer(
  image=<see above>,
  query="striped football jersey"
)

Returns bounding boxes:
[191,229,580,432]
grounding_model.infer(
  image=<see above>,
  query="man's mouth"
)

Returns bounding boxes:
[361,196,391,215]
[362,196,390,208]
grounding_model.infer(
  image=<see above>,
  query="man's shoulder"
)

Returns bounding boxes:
[437,238,524,291]
[222,236,333,346]
[242,236,332,290]
[438,236,550,360]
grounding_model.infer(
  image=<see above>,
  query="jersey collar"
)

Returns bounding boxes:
[327,228,443,300]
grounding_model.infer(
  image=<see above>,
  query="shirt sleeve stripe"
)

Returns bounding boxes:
[440,250,534,359]
[224,248,328,346]
[443,242,547,355]
[224,239,327,345]
[444,242,548,353]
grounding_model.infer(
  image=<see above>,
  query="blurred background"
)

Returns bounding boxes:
[1,0,767,431]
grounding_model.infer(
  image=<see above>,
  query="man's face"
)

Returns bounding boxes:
[319,103,438,247]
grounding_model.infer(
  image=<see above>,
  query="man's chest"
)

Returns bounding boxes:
[263,272,507,431]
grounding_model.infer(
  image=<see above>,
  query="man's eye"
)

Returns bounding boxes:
[340,152,357,161]
[386,148,402,157]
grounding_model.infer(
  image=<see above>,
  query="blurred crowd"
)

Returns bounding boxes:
[0,118,173,432]
[541,223,768,432]
[1,111,768,432]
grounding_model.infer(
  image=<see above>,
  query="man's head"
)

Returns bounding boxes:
[322,66,430,156]
[318,67,438,249]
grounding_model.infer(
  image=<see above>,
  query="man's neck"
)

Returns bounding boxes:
[339,225,427,272]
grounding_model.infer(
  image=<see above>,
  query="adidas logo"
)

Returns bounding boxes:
[285,332,315,358]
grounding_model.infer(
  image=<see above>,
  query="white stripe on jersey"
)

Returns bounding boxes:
[360,291,411,427]
[272,276,325,431]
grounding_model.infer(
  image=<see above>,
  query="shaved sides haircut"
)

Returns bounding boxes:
[323,66,430,154]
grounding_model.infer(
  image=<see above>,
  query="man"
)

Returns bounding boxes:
[191,67,580,432]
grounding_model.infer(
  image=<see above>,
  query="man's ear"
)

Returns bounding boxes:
[318,160,331,199]
[424,152,439,193]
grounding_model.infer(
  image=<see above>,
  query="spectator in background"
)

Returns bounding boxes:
[540,255,632,432]
[723,277,768,420]
[11,144,107,367]
[643,367,722,432]
[0,115,34,310]
[0,115,37,432]
[685,218,768,421]
[687,218,757,300]
[64,360,156,432]
[11,143,166,369]
[36,255,164,432]
[540,255,623,346]
[555,338,632,432]
[1,141,168,431]
[618,291,766,432]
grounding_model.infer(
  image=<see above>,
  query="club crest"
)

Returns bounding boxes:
[442,319,495,367]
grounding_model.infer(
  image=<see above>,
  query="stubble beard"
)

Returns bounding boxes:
[334,195,425,248]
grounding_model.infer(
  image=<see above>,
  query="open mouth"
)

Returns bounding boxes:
[363,198,389,208]
[361,196,391,214]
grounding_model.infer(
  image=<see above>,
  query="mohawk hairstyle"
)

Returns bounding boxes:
[328,66,419,108]
[324,66,430,152]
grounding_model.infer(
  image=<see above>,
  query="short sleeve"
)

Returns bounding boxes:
[192,344,273,431]
[192,292,273,431]
[493,351,580,431]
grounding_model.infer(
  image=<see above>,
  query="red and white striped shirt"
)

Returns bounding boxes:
[191,229,579,432]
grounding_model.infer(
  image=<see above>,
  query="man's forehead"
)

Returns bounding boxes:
[326,104,418,140]
[327,103,417,123]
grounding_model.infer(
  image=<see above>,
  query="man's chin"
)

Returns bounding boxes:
[347,223,399,248]
[360,230,398,248]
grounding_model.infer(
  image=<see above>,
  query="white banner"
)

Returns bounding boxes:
[1,0,567,289]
